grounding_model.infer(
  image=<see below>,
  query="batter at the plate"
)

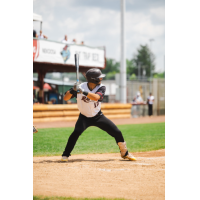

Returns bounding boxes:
[61,68,136,162]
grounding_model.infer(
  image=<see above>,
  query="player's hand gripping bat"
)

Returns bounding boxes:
[74,53,80,93]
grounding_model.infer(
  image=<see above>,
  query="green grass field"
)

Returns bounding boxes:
[33,122,165,157]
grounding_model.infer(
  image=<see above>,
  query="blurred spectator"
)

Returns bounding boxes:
[132,97,136,103]
[33,94,39,104]
[81,41,84,45]
[131,97,136,117]
[38,30,48,39]
[61,35,71,44]
[136,92,143,117]
[33,29,38,38]
[72,39,77,44]
[147,93,154,117]
[136,92,143,103]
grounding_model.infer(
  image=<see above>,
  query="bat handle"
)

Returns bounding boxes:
[76,80,80,93]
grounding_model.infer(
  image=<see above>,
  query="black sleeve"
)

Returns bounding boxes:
[65,88,77,99]
[95,86,106,102]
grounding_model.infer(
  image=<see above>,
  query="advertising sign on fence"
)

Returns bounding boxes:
[33,39,105,68]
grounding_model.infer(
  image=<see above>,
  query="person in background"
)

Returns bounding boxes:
[38,30,48,39]
[136,92,143,103]
[81,41,84,45]
[33,94,39,104]
[132,97,136,103]
[72,39,77,44]
[147,93,154,117]
[61,35,71,44]
[33,29,38,38]
[135,92,143,117]
[131,97,136,117]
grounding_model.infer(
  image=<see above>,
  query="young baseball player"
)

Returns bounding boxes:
[61,68,136,161]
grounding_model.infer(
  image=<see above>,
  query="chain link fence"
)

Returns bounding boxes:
[127,79,165,116]
[103,78,165,117]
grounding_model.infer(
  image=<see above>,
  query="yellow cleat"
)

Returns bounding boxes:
[118,142,137,161]
[123,153,137,161]
[61,156,68,162]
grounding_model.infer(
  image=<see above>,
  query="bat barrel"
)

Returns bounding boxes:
[75,54,79,69]
[75,54,79,82]
[74,53,80,92]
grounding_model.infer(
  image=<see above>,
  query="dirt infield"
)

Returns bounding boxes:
[33,149,165,200]
[34,116,165,199]
[34,115,165,128]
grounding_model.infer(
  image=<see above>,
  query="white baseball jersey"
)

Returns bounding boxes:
[70,82,106,117]
[148,96,154,104]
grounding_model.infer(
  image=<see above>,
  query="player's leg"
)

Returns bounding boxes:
[93,114,124,143]
[149,104,152,116]
[148,104,151,116]
[93,114,136,161]
[61,114,90,161]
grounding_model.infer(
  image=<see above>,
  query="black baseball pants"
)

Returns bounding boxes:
[62,112,124,157]
[148,104,153,116]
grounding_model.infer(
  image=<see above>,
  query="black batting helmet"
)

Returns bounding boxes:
[85,68,106,84]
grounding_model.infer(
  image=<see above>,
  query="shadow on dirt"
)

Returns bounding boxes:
[119,159,136,162]
[33,158,115,164]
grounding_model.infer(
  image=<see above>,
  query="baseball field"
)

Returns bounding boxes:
[33,116,165,200]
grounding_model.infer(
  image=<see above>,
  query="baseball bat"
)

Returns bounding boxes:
[74,53,80,93]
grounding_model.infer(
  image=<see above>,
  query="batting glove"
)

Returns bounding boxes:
[73,83,84,93]
[77,85,84,93]
[73,82,79,91]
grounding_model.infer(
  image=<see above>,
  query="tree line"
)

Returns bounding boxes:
[102,44,164,80]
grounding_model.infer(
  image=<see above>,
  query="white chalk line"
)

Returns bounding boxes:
[130,163,151,165]
[97,168,165,172]
[63,165,165,172]
[145,157,165,159]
